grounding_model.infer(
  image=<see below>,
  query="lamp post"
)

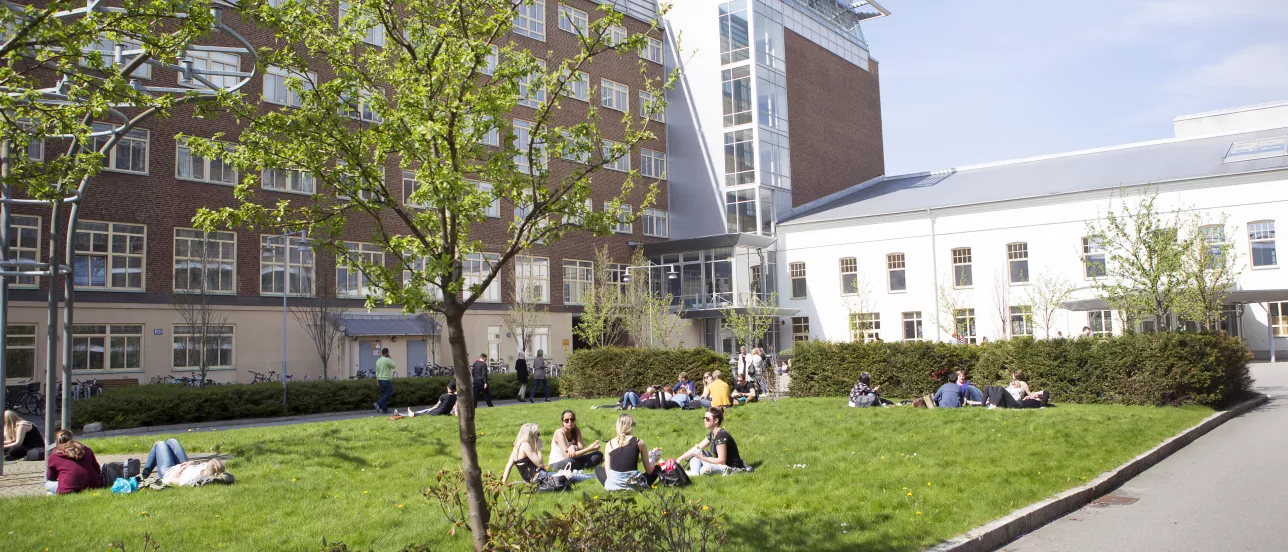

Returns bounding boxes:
[263,230,308,407]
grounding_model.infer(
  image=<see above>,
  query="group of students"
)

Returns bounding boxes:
[849,369,1051,409]
[502,407,751,492]
[610,369,760,411]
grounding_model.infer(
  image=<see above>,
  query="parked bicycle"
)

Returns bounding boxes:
[9,380,44,416]
[249,370,279,383]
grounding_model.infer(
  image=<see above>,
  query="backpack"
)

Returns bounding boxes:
[656,459,691,487]
[533,474,572,493]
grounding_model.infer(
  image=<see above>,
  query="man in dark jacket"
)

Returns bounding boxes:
[471,353,494,408]
[515,351,529,401]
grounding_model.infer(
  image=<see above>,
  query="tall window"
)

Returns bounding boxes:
[513,0,546,41]
[721,66,752,127]
[339,1,385,46]
[641,37,663,64]
[74,222,145,290]
[1089,310,1113,337]
[850,313,880,342]
[263,66,315,107]
[518,59,547,108]
[7,215,40,287]
[789,262,806,299]
[607,203,632,234]
[71,325,142,371]
[557,4,587,34]
[403,176,427,209]
[642,208,668,238]
[475,181,499,217]
[724,129,755,186]
[1007,242,1029,284]
[951,247,972,288]
[725,189,756,233]
[480,116,500,146]
[260,235,314,296]
[641,149,667,179]
[603,140,631,172]
[839,257,857,295]
[174,229,235,293]
[954,308,977,344]
[482,45,498,76]
[607,25,627,46]
[718,0,749,64]
[176,138,236,185]
[608,263,628,295]
[173,325,234,369]
[1270,302,1288,336]
[179,49,240,89]
[1010,306,1033,337]
[464,252,500,302]
[337,242,385,298]
[1249,221,1277,268]
[639,91,664,122]
[262,168,314,194]
[1082,237,1107,278]
[902,312,923,341]
[601,79,629,112]
[512,119,546,174]
[339,89,382,123]
[887,253,906,292]
[1200,225,1227,269]
[563,70,590,102]
[91,123,148,174]
[563,260,593,304]
[5,325,37,379]
[515,255,550,303]
[791,316,809,342]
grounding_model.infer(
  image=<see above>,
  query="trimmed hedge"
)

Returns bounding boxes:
[560,347,728,398]
[789,333,1252,408]
[71,374,558,430]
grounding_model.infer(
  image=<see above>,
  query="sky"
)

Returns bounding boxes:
[862,0,1288,175]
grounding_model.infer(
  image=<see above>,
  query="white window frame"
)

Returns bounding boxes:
[562,70,590,102]
[951,247,973,288]
[561,131,590,164]
[481,45,499,76]
[262,167,315,194]
[887,253,906,293]
[513,0,546,41]
[557,4,587,35]
[340,89,383,123]
[82,37,150,79]
[640,36,663,63]
[475,180,500,217]
[73,221,146,291]
[639,90,665,123]
[178,49,240,89]
[1007,242,1029,284]
[512,119,546,174]
[563,259,593,305]
[1224,136,1287,163]
[642,208,668,238]
[1082,237,1107,279]
[173,228,236,294]
[91,123,148,174]
[8,215,41,288]
[607,203,632,234]
[1089,310,1114,337]
[403,176,428,209]
[603,140,631,172]
[791,316,809,342]
[339,1,386,46]
[4,324,37,381]
[259,234,315,296]
[601,79,629,112]
[263,66,316,107]
[789,261,806,299]
[607,25,627,46]
[72,324,143,372]
[902,311,923,341]
[1249,220,1277,268]
[176,138,236,185]
[640,148,667,179]
[1010,305,1033,337]
[518,59,547,108]
[172,325,235,371]
[954,308,977,344]
[465,252,501,302]
[839,257,857,296]
[515,255,550,304]
[337,241,385,298]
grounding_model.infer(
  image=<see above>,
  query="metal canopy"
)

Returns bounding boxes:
[1063,289,1288,311]
[641,233,776,257]
[329,313,441,337]
[681,306,801,319]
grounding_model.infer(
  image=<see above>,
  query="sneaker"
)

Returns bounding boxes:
[374,402,381,412]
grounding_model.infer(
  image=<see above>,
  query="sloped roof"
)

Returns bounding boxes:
[780,126,1288,226]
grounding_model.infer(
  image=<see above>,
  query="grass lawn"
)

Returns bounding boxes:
[5,398,1211,551]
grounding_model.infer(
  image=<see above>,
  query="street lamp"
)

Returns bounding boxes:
[261,230,309,407]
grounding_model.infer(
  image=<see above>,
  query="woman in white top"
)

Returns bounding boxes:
[986,370,1048,408]
[549,410,603,471]
[162,458,227,487]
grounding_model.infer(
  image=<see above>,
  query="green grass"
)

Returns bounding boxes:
[6,399,1211,551]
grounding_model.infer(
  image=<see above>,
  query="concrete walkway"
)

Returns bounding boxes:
[1002,362,1287,552]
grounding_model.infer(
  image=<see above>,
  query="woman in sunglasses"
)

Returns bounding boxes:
[549,410,603,471]
[677,407,749,476]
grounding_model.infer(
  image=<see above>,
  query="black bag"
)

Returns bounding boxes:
[124,458,141,478]
[656,462,691,488]
[101,461,126,487]
[533,474,572,493]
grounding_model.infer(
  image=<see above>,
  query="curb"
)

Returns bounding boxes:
[927,393,1271,552]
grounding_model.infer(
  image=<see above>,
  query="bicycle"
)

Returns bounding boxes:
[11,380,45,416]
[249,370,278,383]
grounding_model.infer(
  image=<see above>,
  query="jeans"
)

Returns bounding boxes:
[529,379,549,401]
[550,451,604,471]
[474,381,494,407]
[142,438,189,478]
[45,480,58,495]
[670,394,690,408]
[620,391,640,408]
[962,385,984,403]
[687,457,731,476]
[376,379,394,412]
[517,383,528,400]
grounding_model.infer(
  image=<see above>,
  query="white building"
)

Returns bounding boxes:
[774,101,1288,360]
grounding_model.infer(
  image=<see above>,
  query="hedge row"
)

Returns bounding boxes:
[788,333,1252,408]
[71,374,558,430]
[560,347,728,398]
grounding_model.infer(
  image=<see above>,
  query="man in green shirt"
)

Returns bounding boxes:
[374,348,395,414]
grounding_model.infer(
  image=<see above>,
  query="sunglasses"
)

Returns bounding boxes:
[703,416,714,422]
[562,418,575,423]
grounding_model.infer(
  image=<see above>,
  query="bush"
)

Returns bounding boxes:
[559,347,728,398]
[71,374,559,430]
[789,333,1251,408]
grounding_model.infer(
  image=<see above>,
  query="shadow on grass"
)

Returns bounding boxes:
[726,511,919,552]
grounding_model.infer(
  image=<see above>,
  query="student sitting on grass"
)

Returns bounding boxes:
[4,410,43,461]
[141,438,232,486]
[730,374,758,404]
[693,373,714,408]
[848,372,890,407]
[704,371,732,409]
[955,371,985,405]
[399,381,458,418]
[549,410,603,471]
[45,430,101,495]
[677,408,749,476]
[502,424,592,486]
[594,414,661,491]
[985,370,1049,409]
[670,373,696,408]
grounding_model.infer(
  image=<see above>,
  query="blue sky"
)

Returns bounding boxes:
[863,0,1288,175]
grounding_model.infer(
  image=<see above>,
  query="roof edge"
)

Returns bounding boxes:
[1173,99,1288,122]
[779,173,891,224]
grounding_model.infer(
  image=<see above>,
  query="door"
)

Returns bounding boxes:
[406,340,428,374]
[358,339,380,375]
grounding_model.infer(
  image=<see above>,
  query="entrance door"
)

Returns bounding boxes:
[406,340,428,374]
[358,339,380,375]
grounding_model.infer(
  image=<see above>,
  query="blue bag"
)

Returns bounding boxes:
[111,477,139,494]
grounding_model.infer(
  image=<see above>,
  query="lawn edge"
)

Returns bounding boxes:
[926,393,1270,552]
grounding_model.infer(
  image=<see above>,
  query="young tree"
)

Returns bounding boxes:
[936,275,972,340]
[991,266,1013,339]
[290,281,346,381]
[619,247,686,348]
[841,275,875,342]
[168,231,231,388]
[1027,271,1075,339]
[191,2,672,547]
[1175,213,1242,330]
[572,245,625,348]
[721,291,778,355]
[502,263,549,358]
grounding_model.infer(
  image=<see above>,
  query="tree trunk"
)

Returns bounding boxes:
[445,307,489,550]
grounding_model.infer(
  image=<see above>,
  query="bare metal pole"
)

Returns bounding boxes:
[44,201,60,445]
[1,140,10,476]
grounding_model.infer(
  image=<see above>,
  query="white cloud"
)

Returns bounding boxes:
[1172,42,1288,92]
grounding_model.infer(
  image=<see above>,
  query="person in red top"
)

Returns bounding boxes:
[45,429,102,495]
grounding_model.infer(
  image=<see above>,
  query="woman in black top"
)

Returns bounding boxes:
[515,351,529,401]
[678,407,748,476]
[4,410,44,461]
[594,414,661,491]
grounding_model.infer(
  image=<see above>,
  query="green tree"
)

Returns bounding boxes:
[191,1,672,548]
[1175,213,1241,330]
[572,245,625,348]
[1027,270,1075,339]
[621,247,686,348]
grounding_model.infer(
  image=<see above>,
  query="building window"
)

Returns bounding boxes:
[641,36,663,64]
[1082,237,1106,278]
[478,115,500,146]
[603,140,631,172]
[91,123,148,174]
[16,120,43,161]
[74,221,145,290]
[563,70,590,102]
[262,168,313,194]
[1089,310,1114,337]
[179,49,240,89]
[642,208,669,238]
[641,149,667,179]
[557,4,587,34]
[839,257,857,295]
[725,189,756,234]
[482,45,498,76]
[560,130,590,164]
[886,253,906,292]
[721,65,752,127]
[606,25,627,46]
[1224,136,1287,163]
[639,91,664,123]
[606,203,633,234]
[176,138,236,185]
[1270,302,1288,336]
[173,325,234,369]
[850,312,880,342]
[5,324,37,379]
[260,235,314,296]
[83,37,150,78]
[515,255,550,303]
[954,308,976,344]
[563,259,593,304]
[263,66,315,107]
[518,59,546,108]
[718,0,750,64]
[791,316,809,342]
[403,177,427,209]
[513,0,545,41]
[1007,242,1029,284]
[789,262,806,299]
[757,71,788,130]
[339,1,385,46]
[601,79,629,112]
[477,181,499,217]
[1010,305,1033,337]
[71,325,142,371]
[512,119,546,174]
[7,215,41,287]
[337,242,385,298]
[608,263,628,295]
[339,89,383,123]
[724,129,755,186]
[902,312,922,341]
[951,247,973,288]
[174,229,235,293]
[1249,221,1277,268]
[1200,225,1227,269]
[464,252,500,302]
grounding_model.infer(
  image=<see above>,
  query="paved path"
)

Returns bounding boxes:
[1003,362,1288,552]
[0,452,226,499]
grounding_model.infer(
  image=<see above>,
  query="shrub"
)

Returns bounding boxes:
[559,347,728,398]
[71,374,558,430]
[789,333,1251,408]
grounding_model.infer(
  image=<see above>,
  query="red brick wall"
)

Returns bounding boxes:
[783,29,884,208]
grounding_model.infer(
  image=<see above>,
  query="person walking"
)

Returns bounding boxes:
[374,348,395,414]
[736,345,748,380]
[472,353,494,408]
[515,350,529,401]
[749,347,768,396]
[528,349,550,402]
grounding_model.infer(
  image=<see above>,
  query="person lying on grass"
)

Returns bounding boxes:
[677,408,750,476]
[730,374,758,404]
[502,423,593,486]
[594,414,663,491]
[45,429,101,495]
[638,386,670,409]
[397,381,458,418]
[141,438,232,486]
[549,409,603,471]
[985,370,1049,409]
